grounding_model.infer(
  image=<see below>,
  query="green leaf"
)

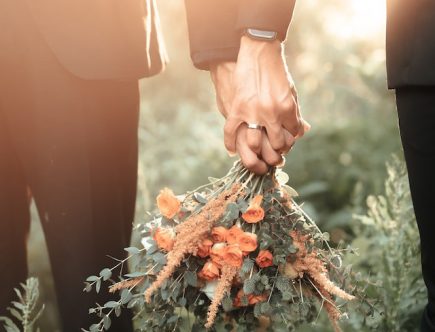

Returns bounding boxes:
[86,275,100,282]
[103,315,111,330]
[243,277,256,295]
[104,301,119,309]
[84,282,92,293]
[125,272,147,278]
[222,297,233,312]
[124,247,141,255]
[223,202,240,222]
[89,324,101,332]
[260,302,272,315]
[284,185,299,197]
[253,303,262,318]
[8,309,22,322]
[260,275,269,285]
[167,315,179,324]
[120,289,133,304]
[193,192,208,204]
[99,268,112,281]
[184,271,197,287]
[152,252,167,265]
[95,280,101,293]
[178,297,187,307]
[276,276,290,293]
[281,290,293,301]
[114,306,122,317]
[146,244,158,255]
[241,258,254,274]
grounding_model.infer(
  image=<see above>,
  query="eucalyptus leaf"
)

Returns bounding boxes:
[193,192,208,204]
[120,289,133,304]
[124,246,141,255]
[99,268,112,281]
[185,271,198,287]
[103,315,111,330]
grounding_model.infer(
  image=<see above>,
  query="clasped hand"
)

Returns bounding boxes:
[211,36,310,174]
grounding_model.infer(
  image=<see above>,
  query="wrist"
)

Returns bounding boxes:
[209,61,236,84]
[239,35,282,58]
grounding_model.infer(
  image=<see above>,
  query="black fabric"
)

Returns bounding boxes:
[185,0,296,70]
[0,1,137,331]
[396,86,435,332]
[387,0,435,88]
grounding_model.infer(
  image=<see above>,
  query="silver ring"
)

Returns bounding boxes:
[246,123,263,130]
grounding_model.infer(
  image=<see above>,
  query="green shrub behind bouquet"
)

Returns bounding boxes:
[344,156,426,332]
[0,277,45,332]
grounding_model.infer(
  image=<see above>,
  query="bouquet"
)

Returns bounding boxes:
[85,161,360,332]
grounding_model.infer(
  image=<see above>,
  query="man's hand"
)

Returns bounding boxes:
[210,36,310,174]
[210,61,284,174]
[221,36,308,154]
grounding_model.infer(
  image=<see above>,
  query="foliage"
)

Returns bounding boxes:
[344,155,426,332]
[0,277,45,332]
[85,162,362,332]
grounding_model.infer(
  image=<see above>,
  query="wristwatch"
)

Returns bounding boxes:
[244,28,278,42]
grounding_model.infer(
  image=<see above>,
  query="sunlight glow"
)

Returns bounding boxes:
[327,0,386,40]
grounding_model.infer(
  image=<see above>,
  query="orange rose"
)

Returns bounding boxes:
[255,250,274,268]
[153,227,176,252]
[198,261,220,281]
[196,238,213,258]
[211,226,228,243]
[234,289,268,307]
[248,293,268,305]
[223,244,244,268]
[233,289,247,307]
[227,225,244,244]
[210,243,226,267]
[156,188,181,219]
[238,232,258,253]
[242,195,265,223]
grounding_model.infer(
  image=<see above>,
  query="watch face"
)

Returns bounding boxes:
[246,28,278,40]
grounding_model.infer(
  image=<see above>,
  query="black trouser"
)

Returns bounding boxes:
[0,1,136,331]
[396,87,435,332]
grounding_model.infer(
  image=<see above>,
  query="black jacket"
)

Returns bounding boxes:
[386,0,435,88]
[186,0,435,89]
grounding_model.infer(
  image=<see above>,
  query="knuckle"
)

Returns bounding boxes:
[243,157,258,170]
[271,139,285,151]
[267,154,283,166]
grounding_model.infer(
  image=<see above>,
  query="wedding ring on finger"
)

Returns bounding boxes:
[246,123,263,130]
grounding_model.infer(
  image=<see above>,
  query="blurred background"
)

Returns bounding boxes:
[25,0,424,331]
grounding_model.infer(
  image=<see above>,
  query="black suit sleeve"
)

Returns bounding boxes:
[184,0,296,70]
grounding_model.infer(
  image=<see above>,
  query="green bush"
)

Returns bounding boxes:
[344,156,426,332]
[0,278,45,332]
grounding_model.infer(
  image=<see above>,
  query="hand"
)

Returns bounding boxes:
[210,61,286,174]
[235,124,285,174]
[227,36,309,153]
